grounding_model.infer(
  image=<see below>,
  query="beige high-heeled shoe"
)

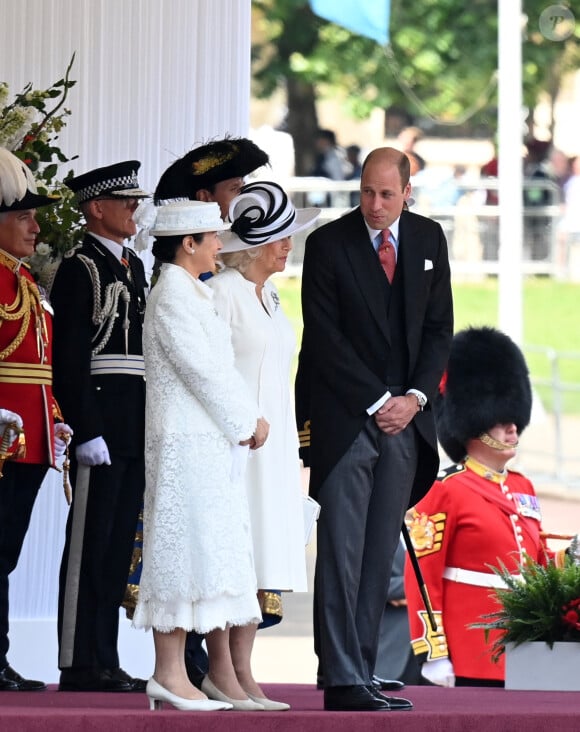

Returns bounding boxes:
[247,693,290,711]
[201,676,265,711]
[146,677,232,711]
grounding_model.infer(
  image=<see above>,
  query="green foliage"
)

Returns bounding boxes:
[473,550,580,661]
[252,0,580,132]
[0,54,83,283]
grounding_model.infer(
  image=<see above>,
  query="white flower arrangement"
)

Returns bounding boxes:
[1,55,84,288]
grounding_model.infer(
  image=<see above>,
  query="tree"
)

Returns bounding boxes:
[252,0,580,171]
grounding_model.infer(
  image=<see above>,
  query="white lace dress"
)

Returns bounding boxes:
[132,264,261,634]
[208,268,307,591]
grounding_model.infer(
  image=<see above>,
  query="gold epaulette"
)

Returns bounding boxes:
[406,509,446,557]
[298,419,311,449]
[411,610,449,660]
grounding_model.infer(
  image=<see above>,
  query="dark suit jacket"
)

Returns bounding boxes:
[296,206,453,506]
[51,235,147,457]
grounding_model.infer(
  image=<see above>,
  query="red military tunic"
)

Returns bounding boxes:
[404,458,556,682]
[0,248,58,466]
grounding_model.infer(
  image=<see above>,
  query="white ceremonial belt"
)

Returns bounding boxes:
[90,354,145,376]
[443,566,523,589]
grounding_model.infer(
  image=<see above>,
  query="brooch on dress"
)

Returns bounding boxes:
[271,291,280,311]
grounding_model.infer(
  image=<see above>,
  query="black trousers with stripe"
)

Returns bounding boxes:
[57,455,144,671]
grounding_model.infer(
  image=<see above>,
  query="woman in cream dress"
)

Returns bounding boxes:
[132,200,268,712]
[208,182,319,708]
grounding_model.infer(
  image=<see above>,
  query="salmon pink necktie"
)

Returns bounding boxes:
[378,229,396,283]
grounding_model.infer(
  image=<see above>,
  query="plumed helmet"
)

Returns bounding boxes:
[154,137,269,203]
[0,148,60,212]
[435,326,532,463]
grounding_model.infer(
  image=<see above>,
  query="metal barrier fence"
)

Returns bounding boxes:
[521,345,580,489]
[281,177,575,281]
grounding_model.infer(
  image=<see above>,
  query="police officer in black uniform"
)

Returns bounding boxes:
[51,161,149,692]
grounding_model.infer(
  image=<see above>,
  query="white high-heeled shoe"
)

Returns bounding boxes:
[247,693,290,711]
[201,676,265,711]
[146,677,232,711]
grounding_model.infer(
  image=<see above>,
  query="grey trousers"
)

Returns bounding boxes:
[314,416,418,687]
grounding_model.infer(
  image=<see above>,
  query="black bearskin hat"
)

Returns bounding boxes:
[435,327,532,463]
[154,137,269,203]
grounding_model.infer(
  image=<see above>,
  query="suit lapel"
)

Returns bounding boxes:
[399,212,425,343]
[343,210,391,343]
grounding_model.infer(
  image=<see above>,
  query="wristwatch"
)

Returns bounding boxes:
[413,392,427,411]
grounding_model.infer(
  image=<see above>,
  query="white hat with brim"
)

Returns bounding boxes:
[219,181,320,253]
[150,200,230,236]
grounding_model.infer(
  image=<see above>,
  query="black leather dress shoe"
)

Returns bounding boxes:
[372,674,405,691]
[108,667,147,692]
[324,685,391,711]
[0,665,46,691]
[59,668,133,692]
[368,686,413,710]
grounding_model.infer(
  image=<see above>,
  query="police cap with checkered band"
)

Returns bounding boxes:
[65,160,149,204]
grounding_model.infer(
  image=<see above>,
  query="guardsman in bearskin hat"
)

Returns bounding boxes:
[51,161,149,692]
[404,326,576,687]
[0,148,72,690]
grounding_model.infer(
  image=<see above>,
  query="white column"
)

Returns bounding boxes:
[497,0,524,343]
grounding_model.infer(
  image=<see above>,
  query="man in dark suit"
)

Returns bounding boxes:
[296,146,453,711]
[51,161,149,692]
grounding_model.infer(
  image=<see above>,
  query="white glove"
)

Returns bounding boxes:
[53,423,74,460]
[0,409,24,444]
[421,658,456,687]
[76,436,111,466]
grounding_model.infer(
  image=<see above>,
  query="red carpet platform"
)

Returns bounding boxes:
[1,683,580,731]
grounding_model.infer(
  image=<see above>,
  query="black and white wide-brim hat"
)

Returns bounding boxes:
[219,181,320,253]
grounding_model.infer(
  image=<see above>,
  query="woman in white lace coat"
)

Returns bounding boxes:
[132,201,269,712]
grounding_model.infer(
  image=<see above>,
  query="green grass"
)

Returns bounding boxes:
[274,275,580,414]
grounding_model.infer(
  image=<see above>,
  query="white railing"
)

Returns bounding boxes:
[522,345,580,489]
[281,177,571,280]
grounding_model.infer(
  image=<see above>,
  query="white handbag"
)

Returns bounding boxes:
[303,494,321,545]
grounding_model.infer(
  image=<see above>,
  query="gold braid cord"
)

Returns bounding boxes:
[0,271,47,361]
[77,254,130,355]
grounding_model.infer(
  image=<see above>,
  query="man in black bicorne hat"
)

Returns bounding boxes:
[51,161,150,692]
[154,137,269,216]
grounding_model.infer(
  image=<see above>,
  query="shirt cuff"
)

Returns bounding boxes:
[367,390,392,415]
